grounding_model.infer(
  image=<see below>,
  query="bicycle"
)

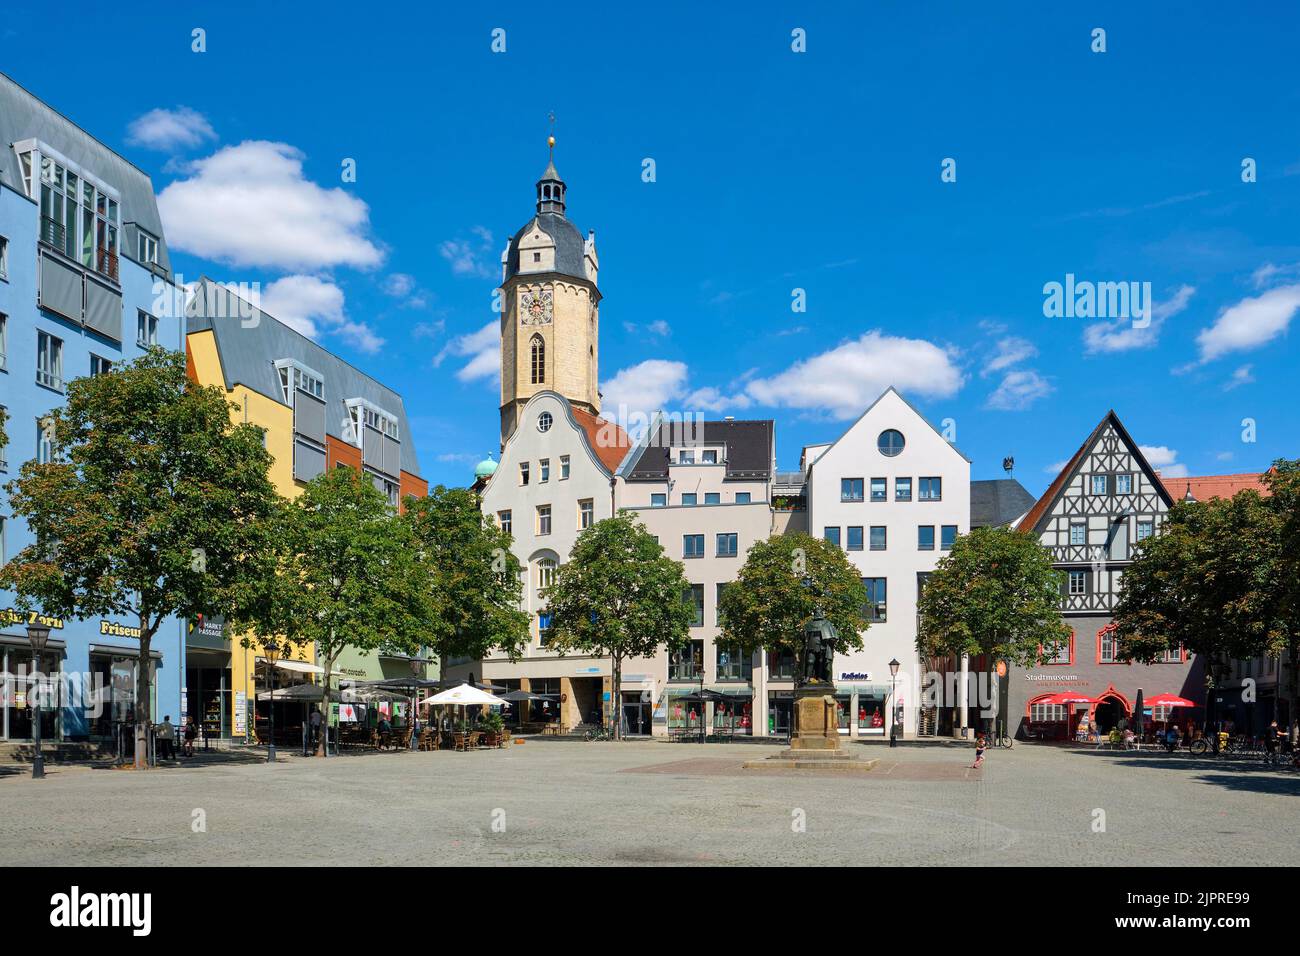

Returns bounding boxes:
[583,725,613,742]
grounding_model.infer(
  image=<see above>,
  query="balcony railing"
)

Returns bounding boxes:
[39,216,66,250]
[97,247,119,283]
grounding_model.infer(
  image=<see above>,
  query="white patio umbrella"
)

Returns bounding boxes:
[419,683,503,745]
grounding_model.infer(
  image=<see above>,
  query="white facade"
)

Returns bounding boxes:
[451,391,621,725]
[804,388,971,737]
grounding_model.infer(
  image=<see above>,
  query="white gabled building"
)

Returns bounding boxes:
[803,387,971,738]
[451,390,631,728]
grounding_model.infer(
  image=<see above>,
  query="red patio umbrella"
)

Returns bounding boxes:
[1144,693,1195,708]
[1037,692,1097,739]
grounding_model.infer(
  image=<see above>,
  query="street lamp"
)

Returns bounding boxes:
[262,639,281,763]
[26,621,52,780]
[888,658,901,748]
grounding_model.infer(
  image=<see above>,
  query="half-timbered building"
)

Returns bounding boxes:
[1010,411,1204,739]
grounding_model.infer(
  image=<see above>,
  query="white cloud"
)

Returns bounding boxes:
[157,141,383,272]
[598,360,751,421]
[1216,451,1235,462]
[1251,262,1300,289]
[1083,285,1195,354]
[985,369,1053,411]
[1140,444,1189,479]
[1045,459,1071,474]
[383,273,415,297]
[1224,364,1255,391]
[439,228,496,279]
[982,336,1038,377]
[382,272,428,309]
[259,275,384,354]
[624,319,672,337]
[1194,283,1300,364]
[126,107,216,151]
[435,321,499,384]
[743,331,964,419]
[600,360,688,419]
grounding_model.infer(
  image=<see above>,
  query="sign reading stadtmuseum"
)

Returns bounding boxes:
[1,607,65,630]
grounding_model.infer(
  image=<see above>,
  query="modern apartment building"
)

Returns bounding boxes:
[185,279,428,740]
[0,72,185,741]
[621,417,778,737]
[803,387,972,738]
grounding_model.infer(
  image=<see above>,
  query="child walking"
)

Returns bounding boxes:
[970,734,987,769]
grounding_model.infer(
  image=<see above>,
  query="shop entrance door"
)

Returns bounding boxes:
[621,692,651,736]
[1094,697,1126,734]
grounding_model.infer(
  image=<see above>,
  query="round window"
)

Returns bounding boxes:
[877,429,905,457]
[537,411,553,433]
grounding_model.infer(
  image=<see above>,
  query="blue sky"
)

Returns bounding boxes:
[5,1,1298,495]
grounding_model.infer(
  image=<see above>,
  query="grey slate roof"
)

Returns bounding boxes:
[186,278,421,477]
[503,212,590,283]
[0,71,172,278]
[622,419,775,481]
[970,478,1036,528]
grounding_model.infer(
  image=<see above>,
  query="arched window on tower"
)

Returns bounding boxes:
[530,334,545,384]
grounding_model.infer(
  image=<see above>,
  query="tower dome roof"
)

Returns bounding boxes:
[474,455,498,479]
[504,212,590,283]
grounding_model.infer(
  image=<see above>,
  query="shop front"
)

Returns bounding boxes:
[0,635,64,741]
[710,687,754,736]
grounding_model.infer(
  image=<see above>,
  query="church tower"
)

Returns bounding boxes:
[499,135,601,447]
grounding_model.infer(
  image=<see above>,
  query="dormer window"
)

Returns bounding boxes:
[18,141,120,282]
[275,359,324,404]
[137,230,159,265]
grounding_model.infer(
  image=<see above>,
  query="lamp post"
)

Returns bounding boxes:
[262,639,280,763]
[26,622,52,779]
[888,658,901,748]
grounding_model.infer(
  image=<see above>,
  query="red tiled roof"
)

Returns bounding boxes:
[571,405,632,474]
[1158,472,1270,502]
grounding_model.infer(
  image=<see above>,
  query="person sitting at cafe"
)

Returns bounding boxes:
[377,713,392,735]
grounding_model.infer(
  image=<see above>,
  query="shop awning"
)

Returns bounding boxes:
[255,657,324,675]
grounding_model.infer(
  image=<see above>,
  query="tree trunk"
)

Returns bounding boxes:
[316,646,336,757]
[134,621,155,770]
[612,652,622,741]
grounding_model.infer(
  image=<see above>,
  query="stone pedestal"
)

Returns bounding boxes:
[744,684,879,772]
[789,686,840,750]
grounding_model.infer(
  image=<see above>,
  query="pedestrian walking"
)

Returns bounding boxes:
[157,715,176,760]
[970,734,986,769]
[182,715,198,757]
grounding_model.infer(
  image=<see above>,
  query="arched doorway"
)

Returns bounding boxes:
[1092,687,1130,735]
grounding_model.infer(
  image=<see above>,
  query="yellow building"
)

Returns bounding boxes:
[184,279,428,742]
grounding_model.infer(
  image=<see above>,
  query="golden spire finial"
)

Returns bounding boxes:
[547,111,556,157]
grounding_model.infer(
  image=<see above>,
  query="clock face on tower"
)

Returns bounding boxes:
[520,288,553,326]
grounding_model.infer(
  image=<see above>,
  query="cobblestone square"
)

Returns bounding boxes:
[3,741,1297,866]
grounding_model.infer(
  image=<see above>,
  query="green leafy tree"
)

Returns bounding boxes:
[1264,460,1300,742]
[717,532,869,676]
[0,349,278,768]
[1112,496,1274,722]
[543,512,695,739]
[403,486,529,667]
[916,526,1070,733]
[1115,479,1295,741]
[232,468,430,755]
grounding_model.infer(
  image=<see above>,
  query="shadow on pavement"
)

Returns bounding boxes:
[1061,748,1300,795]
